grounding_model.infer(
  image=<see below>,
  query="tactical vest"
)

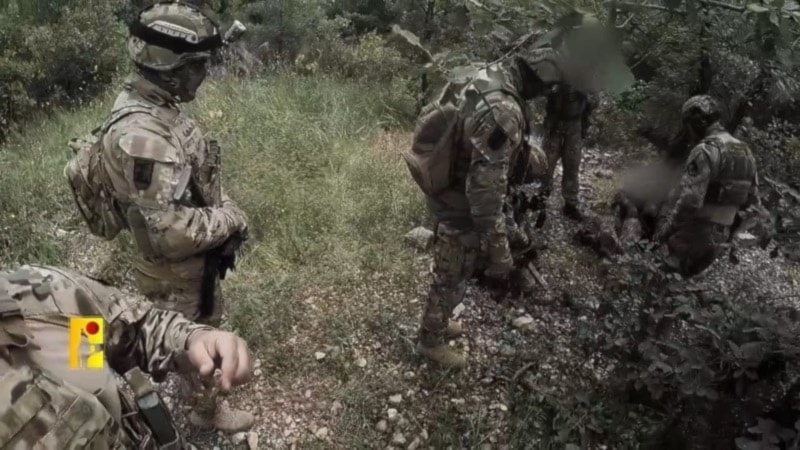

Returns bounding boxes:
[0,268,191,449]
[101,87,222,260]
[406,65,533,198]
[698,132,756,226]
[457,68,533,188]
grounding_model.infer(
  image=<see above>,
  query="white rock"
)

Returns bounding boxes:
[232,432,249,445]
[389,394,402,404]
[404,227,434,250]
[356,358,367,368]
[315,427,329,439]
[376,420,389,433]
[451,303,466,319]
[408,437,422,450]
[421,429,429,440]
[253,368,263,377]
[392,432,407,445]
[451,398,465,405]
[247,432,259,449]
[512,315,535,329]
[403,371,415,380]
[387,408,399,421]
[254,359,262,369]
[314,352,326,360]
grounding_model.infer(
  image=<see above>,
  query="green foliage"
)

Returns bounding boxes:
[0,0,126,138]
[530,249,800,447]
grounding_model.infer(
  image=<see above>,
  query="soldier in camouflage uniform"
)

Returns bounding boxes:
[541,83,593,221]
[0,265,253,448]
[654,95,761,277]
[97,3,251,430]
[417,49,559,369]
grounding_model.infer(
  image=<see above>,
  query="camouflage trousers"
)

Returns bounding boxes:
[419,223,479,347]
[662,221,730,277]
[134,264,223,420]
[543,120,583,206]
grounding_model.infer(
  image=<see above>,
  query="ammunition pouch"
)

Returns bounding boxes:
[124,367,185,449]
[702,179,752,226]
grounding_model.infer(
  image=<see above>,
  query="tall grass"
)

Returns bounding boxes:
[0,71,424,341]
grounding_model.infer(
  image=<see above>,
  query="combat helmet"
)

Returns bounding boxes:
[516,46,562,85]
[681,95,720,121]
[128,2,224,71]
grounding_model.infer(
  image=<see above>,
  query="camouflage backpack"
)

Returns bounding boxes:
[403,65,526,196]
[64,102,156,241]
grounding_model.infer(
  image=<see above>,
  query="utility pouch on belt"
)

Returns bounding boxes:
[125,367,182,449]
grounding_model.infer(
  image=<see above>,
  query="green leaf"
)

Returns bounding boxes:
[748,4,771,13]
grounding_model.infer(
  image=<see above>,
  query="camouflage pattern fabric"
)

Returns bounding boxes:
[100,75,247,418]
[542,84,589,206]
[420,224,479,347]
[658,122,760,276]
[101,75,247,323]
[420,61,551,346]
[0,265,211,448]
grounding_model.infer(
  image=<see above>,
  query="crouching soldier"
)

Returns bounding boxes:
[0,265,253,448]
[654,95,761,277]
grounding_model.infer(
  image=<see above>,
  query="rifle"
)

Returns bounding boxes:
[189,177,247,319]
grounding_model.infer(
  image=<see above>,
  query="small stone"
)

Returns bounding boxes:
[452,303,466,319]
[376,420,389,433]
[304,390,312,398]
[254,368,263,377]
[55,229,68,238]
[387,408,399,421]
[392,432,407,445]
[389,394,402,404]
[421,429,429,440]
[595,169,614,179]
[254,359,262,369]
[512,315,535,329]
[213,447,221,450]
[331,400,343,415]
[314,427,329,439]
[232,432,249,445]
[403,371,415,380]
[408,437,422,450]
[247,432,259,449]
[398,417,409,428]
[314,352,326,360]
[490,403,508,412]
[356,358,367,368]
[451,398,465,405]
[405,227,434,250]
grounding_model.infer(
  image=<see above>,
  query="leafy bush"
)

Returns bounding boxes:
[516,249,800,448]
[0,0,126,138]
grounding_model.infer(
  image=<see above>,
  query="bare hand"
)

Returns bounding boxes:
[187,330,253,391]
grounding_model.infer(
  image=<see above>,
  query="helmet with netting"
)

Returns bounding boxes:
[681,95,721,125]
[127,2,222,71]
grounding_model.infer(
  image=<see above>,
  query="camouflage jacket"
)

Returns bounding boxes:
[660,123,760,235]
[427,64,545,261]
[0,265,213,448]
[101,76,247,283]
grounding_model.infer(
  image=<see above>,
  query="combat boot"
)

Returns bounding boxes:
[513,268,537,296]
[444,320,464,339]
[563,203,585,222]
[189,403,255,433]
[416,343,467,369]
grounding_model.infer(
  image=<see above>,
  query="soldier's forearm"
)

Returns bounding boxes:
[133,309,215,379]
[141,205,247,260]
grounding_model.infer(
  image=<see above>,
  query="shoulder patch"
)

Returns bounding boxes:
[132,159,155,190]
[117,132,178,164]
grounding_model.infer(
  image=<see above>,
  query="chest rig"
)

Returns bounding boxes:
[698,132,756,226]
